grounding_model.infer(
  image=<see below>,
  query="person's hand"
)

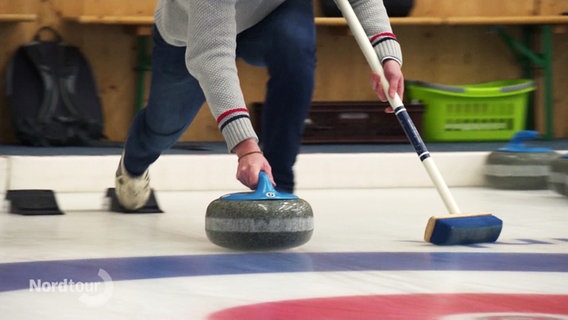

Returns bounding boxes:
[370,59,404,113]
[234,138,274,190]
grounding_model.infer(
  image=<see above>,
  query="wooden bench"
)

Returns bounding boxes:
[64,14,568,139]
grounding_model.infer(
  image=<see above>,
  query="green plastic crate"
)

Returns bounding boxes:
[406,79,536,141]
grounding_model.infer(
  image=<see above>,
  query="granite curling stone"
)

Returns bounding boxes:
[205,172,314,251]
[485,130,559,190]
[548,154,568,197]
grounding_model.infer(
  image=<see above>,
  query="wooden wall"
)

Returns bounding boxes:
[411,0,536,16]
[1,0,567,145]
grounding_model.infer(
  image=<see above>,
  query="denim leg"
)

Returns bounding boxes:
[124,26,206,175]
[237,0,316,192]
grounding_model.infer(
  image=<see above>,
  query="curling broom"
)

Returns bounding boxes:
[335,0,503,245]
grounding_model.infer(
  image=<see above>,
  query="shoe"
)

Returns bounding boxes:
[115,155,151,210]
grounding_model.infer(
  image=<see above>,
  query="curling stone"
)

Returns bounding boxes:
[205,171,314,251]
[548,154,568,197]
[484,130,560,190]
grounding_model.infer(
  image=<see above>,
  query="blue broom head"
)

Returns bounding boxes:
[425,214,503,245]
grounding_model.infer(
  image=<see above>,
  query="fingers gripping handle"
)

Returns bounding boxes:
[335,0,461,215]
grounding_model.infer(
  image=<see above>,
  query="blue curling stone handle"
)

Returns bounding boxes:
[499,130,553,153]
[221,171,298,201]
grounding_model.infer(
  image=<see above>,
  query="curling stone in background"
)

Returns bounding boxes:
[548,153,568,197]
[206,172,314,251]
[484,130,560,190]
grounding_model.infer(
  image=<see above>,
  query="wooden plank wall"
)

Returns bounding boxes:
[536,1,568,139]
[1,0,567,145]
[410,0,536,16]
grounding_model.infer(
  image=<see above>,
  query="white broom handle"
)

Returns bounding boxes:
[335,0,461,215]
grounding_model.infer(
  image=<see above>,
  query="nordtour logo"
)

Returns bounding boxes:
[29,268,114,307]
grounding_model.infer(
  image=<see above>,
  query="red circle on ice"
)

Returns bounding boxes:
[208,294,568,320]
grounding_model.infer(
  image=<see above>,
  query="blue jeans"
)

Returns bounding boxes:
[123,0,316,193]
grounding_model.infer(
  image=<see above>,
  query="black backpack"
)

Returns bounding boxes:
[5,27,105,146]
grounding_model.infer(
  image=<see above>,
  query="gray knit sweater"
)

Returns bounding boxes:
[154,0,402,151]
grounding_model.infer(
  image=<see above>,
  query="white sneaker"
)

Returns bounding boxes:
[115,155,151,210]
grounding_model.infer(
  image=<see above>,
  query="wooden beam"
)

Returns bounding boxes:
[446,16,568,25]
[64,15,153,25]
[0,13,37,22]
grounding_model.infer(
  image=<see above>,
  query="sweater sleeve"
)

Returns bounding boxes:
[185,0,258,152]
[348,0,403,65]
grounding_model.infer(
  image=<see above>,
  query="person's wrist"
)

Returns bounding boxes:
[237,150,263,162]
[234,138,261,158]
